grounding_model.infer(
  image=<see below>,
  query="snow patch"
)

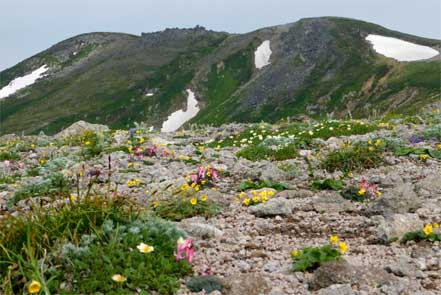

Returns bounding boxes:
[0,65,49,99]
[254,40,272,69]
[161,89,200,132]
[366,34,439,62]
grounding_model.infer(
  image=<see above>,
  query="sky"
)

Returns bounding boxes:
[1,0,440,71]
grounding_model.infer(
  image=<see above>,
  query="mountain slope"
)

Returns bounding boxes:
[1,17,440,135]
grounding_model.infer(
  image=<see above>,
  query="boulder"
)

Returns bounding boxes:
[371,213,423,242]
[249,198,295,217]
[309,261,397,291]
[179,217,223,239]
[222,273,270,295]
[55,121,109,138]
[367,183,421,216]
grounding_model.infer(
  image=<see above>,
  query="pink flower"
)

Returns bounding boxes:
[4,160,11,167]
[197,167,205,180]
[210,168,219,182]
[191,174,198,184]
[175,237,195,264]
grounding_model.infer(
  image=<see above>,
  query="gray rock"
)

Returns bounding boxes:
[367,183,421,216]
[312,191,356,213]
[222,273,270,295]
[371,213,423,242]
[55,120,109,138]
[179,217,223,239]
[276,189,313,199]
[309,261,397,291]
[317,284,355,295]
[415,175,441,197]
[249,198,294,217]
[385,256,426,278]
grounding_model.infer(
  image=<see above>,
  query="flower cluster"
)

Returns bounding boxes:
[127,178,141,187]
[175,237,194,264]
[329,235,348,254]
[238,189,275,206]
[357,177,381,198]
[186,166,220,189]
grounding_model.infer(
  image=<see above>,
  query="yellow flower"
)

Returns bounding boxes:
[128,146,132,153]
[28,280,42,293]
[139,137,145,144]
[69,194,77,202]
[190,198,197,205]
[152,201,159,208]
[347,172,353,178]
[358,188,366,196]
[136,130,141,134]
[433,223,439,229]
[243,198,251,206]
[420,154,429,161]
[112,274,127,283]
[85,141,91,145]
[368,139,373,145]
[137,242,154,253]
[185,156,190,161]
[128,162,133,168]
[375,139,381,146]
[267,190,275,197]
[423,224,433,236]
[181,183,190,191]
[259,191,267,198]
[330,235,339,244]
[199,146,205,153]
[39,159,46,165]
[376,191,382,197]
[437,143,441,150]
[368,146,374,152]
[201,194,208,202]
[339,242,348,254]
[252,196,260,203]
[291,250,300,257]
[239,192,246,198]
[251,190,257,196]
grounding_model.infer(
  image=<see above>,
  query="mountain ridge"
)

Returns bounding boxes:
[1,17,440,135]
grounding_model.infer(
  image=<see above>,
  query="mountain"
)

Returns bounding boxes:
[1,17,440,135]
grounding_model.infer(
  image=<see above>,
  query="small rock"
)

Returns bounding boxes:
[317,284,355,295]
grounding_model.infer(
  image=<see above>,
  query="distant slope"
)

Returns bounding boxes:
[1,17,440,135]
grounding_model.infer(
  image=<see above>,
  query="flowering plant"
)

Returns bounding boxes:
[175,237,195,264]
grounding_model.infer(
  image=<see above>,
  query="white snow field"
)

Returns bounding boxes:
[0,65,49,99]
[161,89,200,132]
[254,40,272,69]
[366,35,439,62]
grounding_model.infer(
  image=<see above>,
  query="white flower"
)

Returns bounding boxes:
[136,242,154,253]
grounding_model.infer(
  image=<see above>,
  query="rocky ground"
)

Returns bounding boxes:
[1,114,440,295]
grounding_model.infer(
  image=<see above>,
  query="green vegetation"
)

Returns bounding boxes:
[153,197,218,221]
[311,179,345,191]
[0,196,192,294]
[291,245,342,272]
[321,141,386,173]
[186,276,223,293]
[239,179,288,191]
